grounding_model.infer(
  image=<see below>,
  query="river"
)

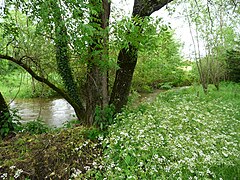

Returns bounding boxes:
[10,98,76,127]
[9,88,176,127]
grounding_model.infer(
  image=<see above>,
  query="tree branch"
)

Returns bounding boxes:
[0,54,85,117]
[133,0,174,17]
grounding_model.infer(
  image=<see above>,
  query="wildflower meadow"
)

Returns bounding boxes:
[94,83,240,179]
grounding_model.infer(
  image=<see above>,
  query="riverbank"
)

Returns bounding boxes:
[7,86,186,128]
[0,71,60,100]
[0,127,102,179]
[1,82,239,179]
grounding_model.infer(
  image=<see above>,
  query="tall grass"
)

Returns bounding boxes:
[90,82,240,179]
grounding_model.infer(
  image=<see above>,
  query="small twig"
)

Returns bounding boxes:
[8,72,24,106]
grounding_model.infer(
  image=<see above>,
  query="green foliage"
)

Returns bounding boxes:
[83,127,102,141]
[0,71,59,99]
[159,82,173,90]
[126,90,141,108]
[207,82,240,105]
[19,119,51,135]
[132,26,190,92]
[93,83,240,179]
[0,60,13,75]
[94,105,115,130]
[111,16,161,51]
[0,109,21,138]
[226,45,240,82]
[62,119,80,129]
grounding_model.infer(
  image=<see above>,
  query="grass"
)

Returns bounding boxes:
[91,82,240,179]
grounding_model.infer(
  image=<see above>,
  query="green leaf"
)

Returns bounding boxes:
[125,155,131,165]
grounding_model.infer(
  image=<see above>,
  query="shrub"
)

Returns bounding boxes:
[132,26,191,92]
[20,119,51,135]
[0,109,21,138]
[94,105,115,131]
[226,48,240,82]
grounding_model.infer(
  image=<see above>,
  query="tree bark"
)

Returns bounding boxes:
[110,45,138,113]
[110,0,174,113]
[0,92,10,120]
[86,0,110,126]
[101,0,111,106]
[0,92,14,137]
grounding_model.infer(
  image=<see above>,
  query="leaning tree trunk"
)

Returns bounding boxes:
[110,0,174,113]
[86,0,110,126]
[0,92,14,137]
[110,45,138,113]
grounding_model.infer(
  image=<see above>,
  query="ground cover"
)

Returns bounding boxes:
[0,82,239,179]
[0,127,102,179]
[96,83,240,179]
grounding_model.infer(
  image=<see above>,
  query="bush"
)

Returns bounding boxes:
[132,27,192,92]
[226,49,240,82]
[20,119,51,134]
[0,109,21,138]
[94,105,115,131]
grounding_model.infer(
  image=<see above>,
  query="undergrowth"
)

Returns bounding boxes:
[0,82,239,179]
[89,82,240,179]
[0,127,103,179]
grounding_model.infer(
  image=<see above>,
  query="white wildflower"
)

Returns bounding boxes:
[0,173,8,180]
[14,169,23,179]
[98,136,104,141]
[10,166,16,170]
[84,166,90,171]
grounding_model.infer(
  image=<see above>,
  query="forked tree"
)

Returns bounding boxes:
[0,0,173,126]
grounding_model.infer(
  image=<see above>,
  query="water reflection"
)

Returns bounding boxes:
[10,98,76,127]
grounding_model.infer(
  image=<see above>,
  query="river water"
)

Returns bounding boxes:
[8,91,163,127]
[10,98,76,127]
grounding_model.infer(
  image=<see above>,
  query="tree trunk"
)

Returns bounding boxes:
[110,0,173,113]
[101,0,111,106]
[0,92,14,137]
[85,0,110,126]
[0,92,10,121]
[196,58,209,94]
[110,45,138,113]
